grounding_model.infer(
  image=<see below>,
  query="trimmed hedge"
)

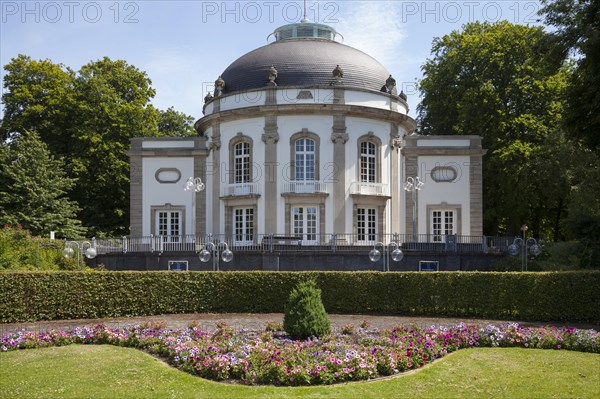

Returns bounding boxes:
[0,271,598,323]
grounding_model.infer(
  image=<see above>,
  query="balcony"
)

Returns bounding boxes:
[281,180,328,194]
[221,182,261,197]
[349,182,390,196]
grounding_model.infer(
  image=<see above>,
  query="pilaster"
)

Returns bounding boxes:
[404,155,419,238]
[470,155,484,236]
[262,113,279,234]
[390,124,401,233]
[331,114,348,234]
[129,151,143,237]
[194,139,207,237]
[210,123,221,235]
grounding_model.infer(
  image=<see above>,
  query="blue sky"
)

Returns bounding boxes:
[1,0,543,120]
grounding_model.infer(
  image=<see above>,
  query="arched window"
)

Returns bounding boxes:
[289,129,320,182]
[357,133,382,183]
[228,134,253,185]
[294,138,315,181]
[234,141,250,183]
[360,141,377,183]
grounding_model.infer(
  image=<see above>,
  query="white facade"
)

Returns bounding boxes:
[128,21,486,244]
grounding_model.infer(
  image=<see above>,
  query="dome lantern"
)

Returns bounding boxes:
[269,20,342,42]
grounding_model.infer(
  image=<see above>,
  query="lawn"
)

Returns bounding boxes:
[1,345,598,399]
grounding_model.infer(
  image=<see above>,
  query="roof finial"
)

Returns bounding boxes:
[301,0,309,22]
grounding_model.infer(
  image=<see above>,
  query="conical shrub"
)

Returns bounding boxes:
[283,280,331,340]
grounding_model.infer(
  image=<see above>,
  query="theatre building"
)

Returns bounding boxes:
[123,19,487,270]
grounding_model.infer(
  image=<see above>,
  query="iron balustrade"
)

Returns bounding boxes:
[281,181,328,194]
[348,182,390,196]
[221,182,261,197]
[90,234,523,255]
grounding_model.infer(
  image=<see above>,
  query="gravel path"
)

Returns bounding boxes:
[2,313,597,334]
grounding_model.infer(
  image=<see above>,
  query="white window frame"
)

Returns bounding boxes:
[234,141,251,184]
[431,210,456,242]
[234,207,254,245]
[292,206,319,245]
[156,210,182,243]
[294,138,316,182]
[357,207,377,243]
[360,141,377,183]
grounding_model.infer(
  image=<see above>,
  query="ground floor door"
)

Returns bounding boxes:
[156,210,182,243]
[292,206,319,245]
[234,207,254,245]
[357,207,377,243]
[431,210,455,242]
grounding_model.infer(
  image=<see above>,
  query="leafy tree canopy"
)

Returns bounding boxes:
[417,21,571,237]
[1,55,196,237]
[540,0,600,149]
[0,130,85,238]
[158,107,196,137]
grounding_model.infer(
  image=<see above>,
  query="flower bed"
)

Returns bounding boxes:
[1,322,598,386]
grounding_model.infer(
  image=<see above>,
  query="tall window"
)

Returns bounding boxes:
[234,208,254,244]
[357,208,377,242]
[360,141,377,182]
[234,142,250,183]
[432,210,455,242]
[295,138,315,181]
[157,211,181,243]
[292,206,318,244]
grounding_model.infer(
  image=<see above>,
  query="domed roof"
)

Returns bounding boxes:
[219,23,391,95]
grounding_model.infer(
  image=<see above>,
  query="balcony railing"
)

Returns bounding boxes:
[281,180,327,194]
[221,182,260,197]
[349,182,390,196]
[92,233,517,255]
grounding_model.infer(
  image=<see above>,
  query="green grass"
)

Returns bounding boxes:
[1,345,598,399]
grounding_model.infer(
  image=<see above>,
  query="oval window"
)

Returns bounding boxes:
[431,166,458,182]
[155,168,181,184]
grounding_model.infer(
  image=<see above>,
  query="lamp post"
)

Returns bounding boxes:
[369,241,404,272]
[403,176,424,241]
[63,239,97,268]
[183,177,205,237]
[199,241,233,271]
[508,225,542,271]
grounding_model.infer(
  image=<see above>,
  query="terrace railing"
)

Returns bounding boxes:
[92,233,516,255]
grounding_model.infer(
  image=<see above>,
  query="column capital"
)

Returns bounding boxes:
[262,131,280,144]
[263,114,279,144]
[210,134,221,150]
[331,132,349,144]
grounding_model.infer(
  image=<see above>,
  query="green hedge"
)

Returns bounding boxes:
[1,271,598,323]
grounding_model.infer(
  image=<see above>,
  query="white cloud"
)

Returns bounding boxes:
[336,1,407,76]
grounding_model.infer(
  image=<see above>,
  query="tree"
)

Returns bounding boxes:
[561,150,600,268]
[0,130,85,238]
[540,0,600,149]
[158,107,196,137]
[1,55,192,236]
[68,57,160,236]
[418,21,569,237]
[0,55,75,151]
[283,280,331,340]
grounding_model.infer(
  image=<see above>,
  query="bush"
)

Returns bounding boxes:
[0,271,598,324]
[283,280,331,340]
[535,241,585,271]
[0,225,78,270]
